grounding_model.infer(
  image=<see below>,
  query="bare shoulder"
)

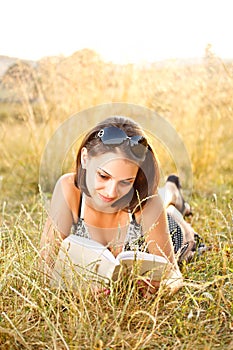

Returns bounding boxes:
[137,192,164,213]
[59,173,76,189]
[57,173,81,209]
[134,192,165,223]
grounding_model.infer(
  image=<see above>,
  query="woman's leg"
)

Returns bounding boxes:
[158,175,198,262]
[159,175,210,263]
[158,175,191,216]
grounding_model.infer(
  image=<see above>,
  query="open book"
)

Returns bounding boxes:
[51,234,171,287]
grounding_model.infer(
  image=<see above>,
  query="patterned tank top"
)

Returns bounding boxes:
[70,194,147,252]
[70,194,184,254]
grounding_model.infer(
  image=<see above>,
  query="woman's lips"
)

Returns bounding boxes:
[98,193,116,203]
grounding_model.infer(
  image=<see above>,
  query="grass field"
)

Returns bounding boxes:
[0,52,232,349]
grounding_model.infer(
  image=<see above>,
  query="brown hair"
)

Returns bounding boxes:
[75,116,160,212]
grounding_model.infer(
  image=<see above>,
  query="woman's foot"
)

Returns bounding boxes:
[166,175,192,217]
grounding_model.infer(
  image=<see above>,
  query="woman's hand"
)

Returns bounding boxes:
[161,271,184,295]
[138,266,183,299]
[137,279,160,299]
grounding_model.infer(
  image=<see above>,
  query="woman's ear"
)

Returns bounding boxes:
[81,147,88,169]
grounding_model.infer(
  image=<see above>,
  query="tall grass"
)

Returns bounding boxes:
[0,50,232,349]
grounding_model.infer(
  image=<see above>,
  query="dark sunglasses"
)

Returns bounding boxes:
[96,126,148,159]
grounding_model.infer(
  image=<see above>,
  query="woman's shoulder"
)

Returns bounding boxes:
[55,173,81,205]
[58,172,76,188]
[134,192,164,221]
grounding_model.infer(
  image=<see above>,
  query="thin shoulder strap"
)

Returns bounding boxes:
[78,193,85,219]
[128,210,136,222]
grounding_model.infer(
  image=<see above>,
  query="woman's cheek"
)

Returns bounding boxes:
[94,177,103,189]
[119,184,133,198]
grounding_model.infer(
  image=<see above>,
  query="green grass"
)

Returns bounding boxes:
[0,54,233,349]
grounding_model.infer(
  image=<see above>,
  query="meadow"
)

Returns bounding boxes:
[0,49,232,349]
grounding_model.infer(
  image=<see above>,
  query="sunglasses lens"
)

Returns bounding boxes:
[130,136,148,158]
[98,127,148,159]
[130,135,147,146]
[99,127,126,145]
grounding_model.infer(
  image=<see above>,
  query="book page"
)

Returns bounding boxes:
[67,235,118,263]
[51,235,119,287]
[117,250,168,263]
[116,250,170,281]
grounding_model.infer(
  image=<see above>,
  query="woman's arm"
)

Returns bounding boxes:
[137,194,183,295]
[39,217,66,271]
[166,204,196,243]
[139,194,175,261]
[39,173,79,270]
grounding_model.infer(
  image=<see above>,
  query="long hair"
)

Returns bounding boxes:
[75,116,160,212]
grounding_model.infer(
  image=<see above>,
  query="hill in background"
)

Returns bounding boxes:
[0,48,221,103]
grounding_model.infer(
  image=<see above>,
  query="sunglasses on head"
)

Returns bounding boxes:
[96,126,148,159]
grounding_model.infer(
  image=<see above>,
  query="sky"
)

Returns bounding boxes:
[1,0,233,63]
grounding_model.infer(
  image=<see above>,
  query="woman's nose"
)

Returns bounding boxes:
[106,180,118,197]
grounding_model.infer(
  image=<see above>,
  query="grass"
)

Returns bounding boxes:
[1,202,232,349]
[0,51,233,349]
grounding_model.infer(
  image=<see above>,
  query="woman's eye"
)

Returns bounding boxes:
[120,180,132,186]
[96,171,108,180]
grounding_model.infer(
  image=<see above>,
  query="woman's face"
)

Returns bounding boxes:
[81,148,139,211]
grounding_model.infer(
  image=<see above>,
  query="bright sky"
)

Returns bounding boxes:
[1,0,232,63]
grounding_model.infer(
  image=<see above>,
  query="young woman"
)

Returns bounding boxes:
[40,116,199,296]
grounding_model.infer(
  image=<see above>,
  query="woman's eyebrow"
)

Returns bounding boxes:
[97,167,136,181]
[97,167,111,176]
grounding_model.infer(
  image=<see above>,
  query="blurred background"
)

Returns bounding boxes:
[0,0,232,206]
